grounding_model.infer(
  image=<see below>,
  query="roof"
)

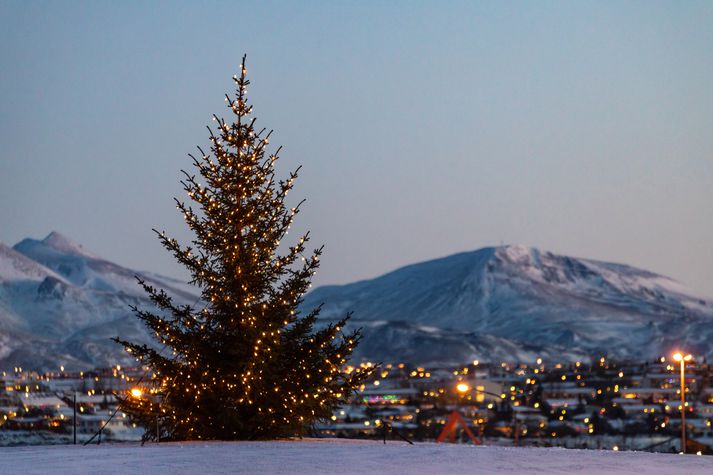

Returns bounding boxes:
[620,387,677,394]
[21,394,65,408]
[545,398,580,407]
[358,388,419,396]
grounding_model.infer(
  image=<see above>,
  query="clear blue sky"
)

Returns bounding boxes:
[1,1,712,295]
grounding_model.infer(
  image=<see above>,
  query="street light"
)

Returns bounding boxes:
[129,386,162,443]
[453,381,525,445]
[672,352,692,453]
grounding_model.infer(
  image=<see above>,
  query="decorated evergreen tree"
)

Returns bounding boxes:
[115,56,370,441]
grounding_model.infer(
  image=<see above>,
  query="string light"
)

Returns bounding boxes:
[115,54,372,441]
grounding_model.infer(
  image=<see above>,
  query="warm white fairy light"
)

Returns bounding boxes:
[116,55,371,440]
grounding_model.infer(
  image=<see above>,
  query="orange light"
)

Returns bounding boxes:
[130,388,143,398]
[456,382,470,394]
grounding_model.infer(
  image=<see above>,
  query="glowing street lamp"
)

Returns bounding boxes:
[129,387,162,443]
[672,352,692,453]
[453,381,525,445]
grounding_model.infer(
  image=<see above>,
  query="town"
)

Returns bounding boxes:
[1,354,712,454]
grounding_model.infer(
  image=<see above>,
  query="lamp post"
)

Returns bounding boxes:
[73,392,77,445]
[130,387,162,443]
[672,352,692,453]
[455,382,520,445]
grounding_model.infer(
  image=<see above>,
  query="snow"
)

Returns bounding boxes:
[0,233,201,371]
[4,233,713,369]
[0,243,65,283]
[41,231,99,259]
[1,439,712,475]
[303,244,713,364]
[20,394,65,408]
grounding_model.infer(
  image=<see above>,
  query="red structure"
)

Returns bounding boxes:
[436,411,481,444]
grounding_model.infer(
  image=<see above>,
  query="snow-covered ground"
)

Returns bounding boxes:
[1,439,712,475]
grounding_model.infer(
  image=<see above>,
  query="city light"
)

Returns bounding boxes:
[673,351,693,453]
[2,354,709,451]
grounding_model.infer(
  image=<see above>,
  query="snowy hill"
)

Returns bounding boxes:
[1,233,711,370]
[0,232,199,371]
[1,439,712,475]
[302,245,713,365]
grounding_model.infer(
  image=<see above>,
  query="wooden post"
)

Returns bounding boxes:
[73,392,77,445]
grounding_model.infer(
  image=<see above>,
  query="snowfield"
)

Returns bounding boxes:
[1,439,712,475]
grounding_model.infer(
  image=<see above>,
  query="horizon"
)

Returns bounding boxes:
[1,1,712,295]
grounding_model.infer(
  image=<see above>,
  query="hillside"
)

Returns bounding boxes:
[0,232,198,370]
[302,245,713,364]
[1,232,711,370]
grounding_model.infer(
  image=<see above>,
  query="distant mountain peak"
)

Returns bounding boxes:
[41,231,97,258]
[495,243,538,259]
[302,245,713,364]
[1,232,198,371]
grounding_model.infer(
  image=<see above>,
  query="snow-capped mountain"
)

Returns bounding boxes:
[1,233,711,370]
[0,232,199,371]
[302,245,713,365]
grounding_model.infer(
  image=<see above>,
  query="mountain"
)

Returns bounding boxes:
[1,234,711,370]
[301,245,713,365]
[0,232,199,371]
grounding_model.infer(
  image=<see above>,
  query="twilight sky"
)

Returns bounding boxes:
[1,1,712,295]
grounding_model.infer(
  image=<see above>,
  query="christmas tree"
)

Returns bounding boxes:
[115,56,370,441]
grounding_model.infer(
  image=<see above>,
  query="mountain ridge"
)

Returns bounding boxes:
[0,232,199,370]
[302,244,713,364]
[0,232,710,370]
